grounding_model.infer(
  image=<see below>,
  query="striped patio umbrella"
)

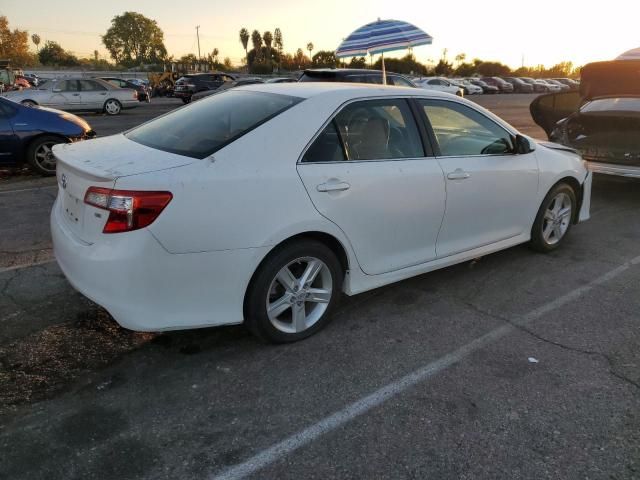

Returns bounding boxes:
[336,19,433,84]
[616,47,640,60]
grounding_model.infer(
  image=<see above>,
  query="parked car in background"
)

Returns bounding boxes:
[100,77,151,102]
[537,80,562,93]
[449,78,483,95]
[266,77,297,83]
[503,77,534,93]
[480,77,514,93]
[192,78,265,101]
[1,78,139,115]
[298,69,417,87]
[467,78,499,94]
[553,78,580,90]
[531,60,640,178]
[520,78,548,93]
[22,73,40,87]
[545,79,570,91]
[51,83,590,343]
[414,77,464,96]
[0,96,94,175]
[174,73,236,103]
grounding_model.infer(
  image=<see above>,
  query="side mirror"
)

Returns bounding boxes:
[515,134,533,154]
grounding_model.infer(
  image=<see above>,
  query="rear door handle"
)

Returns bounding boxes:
[447,169,471,180]
[317,181,350,192]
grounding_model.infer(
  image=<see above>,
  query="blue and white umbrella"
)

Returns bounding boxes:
[336,19,433,84]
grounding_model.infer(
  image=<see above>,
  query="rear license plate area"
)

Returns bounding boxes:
[62,191,83,227]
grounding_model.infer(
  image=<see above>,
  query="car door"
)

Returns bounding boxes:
[419,98,539,258]
[529,91,582,138]
[49,80,82,109]
[0,101,18,164]
[297,97,446,275]
[78,80,108,109]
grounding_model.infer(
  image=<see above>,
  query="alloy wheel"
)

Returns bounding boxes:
[266,257,333,334]
[542,192,572,245]
[33,141,57,173]
[105,100,121,115]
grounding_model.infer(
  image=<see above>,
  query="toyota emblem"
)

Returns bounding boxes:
[61,173,67,189]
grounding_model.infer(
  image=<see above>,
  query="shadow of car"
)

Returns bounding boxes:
[530,60,640,178]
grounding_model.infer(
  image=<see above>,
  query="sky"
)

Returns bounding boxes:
[2,0,638,68]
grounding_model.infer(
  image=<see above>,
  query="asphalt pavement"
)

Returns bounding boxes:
[0,93,638,480]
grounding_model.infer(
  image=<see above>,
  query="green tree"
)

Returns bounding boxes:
[38,40,79,66]
[251,30,262,62]
[31,33,41,52]
[263,31,273,66]
[434,59,453,76]
[306,42,314,59]
[454,52,466,65]
[312,50,336,67]
[239,28,249,66]
[102,12,167,67]
[349,57,367,69]
[0,16,36,65]
[274,28,283,71]
[476,61,511,76]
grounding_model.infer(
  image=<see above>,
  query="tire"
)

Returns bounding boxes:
[21,99,37,107]
[530,183,577,253]
[26,135,65,176]
[103,99,122,115]
[181,96,191,104]
[244,240,343,343]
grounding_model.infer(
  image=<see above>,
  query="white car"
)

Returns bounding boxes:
[449,78,483,95]
[2,78,139,115]
[415,77,464,96]
[51,84,591,342]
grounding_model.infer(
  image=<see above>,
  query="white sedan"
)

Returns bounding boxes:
[2,78,139,115]
[415,77,464,96]
[51,84,591,342]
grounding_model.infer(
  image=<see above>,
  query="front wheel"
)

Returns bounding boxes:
[104,99,122,115]
[245,240,343,343]
[27,135,65,175]
[530,183,577,253]
[21,99,37,107]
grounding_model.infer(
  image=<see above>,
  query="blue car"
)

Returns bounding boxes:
[0,96,95,175]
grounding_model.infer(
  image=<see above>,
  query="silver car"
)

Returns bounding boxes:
[1,78,139,115]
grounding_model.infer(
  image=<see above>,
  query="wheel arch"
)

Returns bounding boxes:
[542,175,583,224]
[243,231,352,315]
[21,99,39,106]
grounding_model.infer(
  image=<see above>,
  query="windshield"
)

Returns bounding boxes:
[126,90,303,159]
[581,97,640,114]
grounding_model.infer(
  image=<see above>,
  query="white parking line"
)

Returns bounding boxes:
[210,254,640,480]
[0,259,56,274]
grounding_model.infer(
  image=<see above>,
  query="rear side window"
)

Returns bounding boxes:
[126,90,302,159]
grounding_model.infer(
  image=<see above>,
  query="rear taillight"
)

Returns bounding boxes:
[84,187,172,234]
[133,91,138,99]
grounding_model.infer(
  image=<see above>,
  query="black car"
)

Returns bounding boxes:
[520,77,548,93]
[191,78,265,101]
[503,77,534,93]
[480,77,514,93]
[0,96,94,175]
[553,78,580,91]
[174,73,236,103]
[298,69,417,87]
[530,60,640,178]
[100,77,151,102]
[468,78,499,94]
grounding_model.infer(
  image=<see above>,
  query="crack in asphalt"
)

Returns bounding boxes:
[456,297,640,392]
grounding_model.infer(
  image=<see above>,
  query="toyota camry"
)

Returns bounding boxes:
[51,84,591,342]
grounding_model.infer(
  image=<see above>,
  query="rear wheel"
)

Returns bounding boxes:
[21,99,37,107]
[104,99,122,115]
[181,96,191,104]
[530,183,577,252]
[245,240,343,343]
[27,135,65,175]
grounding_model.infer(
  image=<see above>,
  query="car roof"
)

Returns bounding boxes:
[233,82,456,100]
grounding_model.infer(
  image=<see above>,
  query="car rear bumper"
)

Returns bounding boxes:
[173,90,193,98]
[51,199,270,331]
[587,161,640,178]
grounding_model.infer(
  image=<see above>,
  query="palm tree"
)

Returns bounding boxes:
[212,48,219,64]
[274,28,283,72]
[306,42,314,61]
[251,30,263,63]
[263,31,273,67]
[31,33,41,53]
[239,28,250,68]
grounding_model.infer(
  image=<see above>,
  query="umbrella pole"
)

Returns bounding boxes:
[381,52,386,85]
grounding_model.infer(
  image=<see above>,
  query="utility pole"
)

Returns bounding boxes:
[196,25,201,61]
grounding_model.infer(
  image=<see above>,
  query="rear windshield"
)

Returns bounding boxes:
[126,90,302,159]
[298,73,337,82]
[581,97,640,114]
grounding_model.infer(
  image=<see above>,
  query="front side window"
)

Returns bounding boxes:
[79,80,106,91]
[126,90,302,159]
[57,80,78,92]
[421,99,514,156]
[389,76,414,87]
[303,98,424,162]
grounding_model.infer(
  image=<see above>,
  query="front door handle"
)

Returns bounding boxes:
[317,181,350,192]
[447,169,471,180]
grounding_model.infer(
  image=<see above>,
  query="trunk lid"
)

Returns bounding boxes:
[580,60,640,99]
[53,134,194,243]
